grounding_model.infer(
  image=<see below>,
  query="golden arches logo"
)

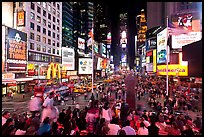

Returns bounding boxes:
[46,62,61,79]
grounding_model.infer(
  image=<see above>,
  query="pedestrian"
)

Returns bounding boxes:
[2,111,11,126]
[28,94,42,118]
[137,122,149,135]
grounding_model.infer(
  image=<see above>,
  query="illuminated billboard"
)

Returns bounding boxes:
[17,11,25,26]
[62,47,75,70]
[171,32,202,49]
[78,58,92,74]
[157,28,168,64]
[7,27,27,72]
[157,64,188,76]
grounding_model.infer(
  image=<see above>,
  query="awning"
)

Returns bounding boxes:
[2,79,16,84]
[15,77,34,82]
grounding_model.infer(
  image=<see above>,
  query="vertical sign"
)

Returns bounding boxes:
[2,26,6,72]
[153,49,157,72]
[17,11,25,26]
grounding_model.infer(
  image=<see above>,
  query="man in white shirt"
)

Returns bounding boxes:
[122,120,136,135]
[28,94,42,117]
[2,111,10,125]
[108,118,121,135]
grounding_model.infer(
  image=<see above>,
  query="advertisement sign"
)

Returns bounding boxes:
[121,54,127,63]
[171,32,202,49]
[157,28,168,64]
[101,44,106,57]
[147,37,157,51]
[157,64,188,76]
[146,63,153,72]
[62,47,75,70]
[46,63,61,79]
[97,57,108,70]
[2,26,6,72]
[153,50,157,72]
[67,71,77,76]
[2,73,15,79]
[7,27,27,72]
[94,42,99,53]
[78,37,85,50]
[17,11,25,26]
[27,63,35,76]
[78,58,92,74]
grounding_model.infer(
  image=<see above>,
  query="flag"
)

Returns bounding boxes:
[167,19,189,35]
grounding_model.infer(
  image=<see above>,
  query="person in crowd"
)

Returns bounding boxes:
[58,109,66,125]
[165,121,181,135]
[76,110,87,131]
[101,125,110,135]
[15,122,26,135]
[95,118,106,135]
[2,111,10,126]
[107,117,121,135]
[193,116,202,129]
[37,117,51,135]
[41,92,55,123]
[148,119,159,135]
[2,118,15,135]
[137,122,149,135]
[118,129,126,135]
[28,94,42,118]
[101,102,112,124]
[50,122,61,135]
[70,119,80,135]
[181,124,195,135]
[121,120,136,135]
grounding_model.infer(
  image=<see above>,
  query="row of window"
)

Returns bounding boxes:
[30,12,60,29]
[30,22,60,40]
[30,32,60,47]
[28,51,61,63]
[30,42,60,55]
[31,2,60,13]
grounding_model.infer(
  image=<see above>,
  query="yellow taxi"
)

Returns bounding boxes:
[103,79,113,83]
[74,86,86,93]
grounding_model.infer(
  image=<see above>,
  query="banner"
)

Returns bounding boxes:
[78,58,92,74]
[172,32,202,49]
[7,27,27,72]
[157,64,188,76]
[157,28,168,64]
[62,47,75,70]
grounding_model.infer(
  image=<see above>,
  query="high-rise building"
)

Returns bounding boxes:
[62,2,73,48]
[13,2,62,80]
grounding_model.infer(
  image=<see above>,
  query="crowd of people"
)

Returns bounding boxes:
[2,73,202,135]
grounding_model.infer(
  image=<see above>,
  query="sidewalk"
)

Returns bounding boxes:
[2,92,33,102]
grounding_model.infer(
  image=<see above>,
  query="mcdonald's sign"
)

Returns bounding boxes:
[46,62,61,79]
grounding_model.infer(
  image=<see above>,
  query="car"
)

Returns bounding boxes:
[74,86,86,93]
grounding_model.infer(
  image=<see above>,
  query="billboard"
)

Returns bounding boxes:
[171,32,202,49]
[157,28,168,64]
[101,44,106,57]
[146,63,153,72]
[2,26,6,72]
[157,64,188,76]
[97,57,108,70]
[78,37,85,50]
[78,58,92,74]
[62,47,75,70]
[147,37,157,51]
[121,54,127,63]
[7,27,27,72]
[93,42,99,53]
[17,11,25,26]
[153,49,157,72]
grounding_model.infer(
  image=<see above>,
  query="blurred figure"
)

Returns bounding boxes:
[28,94,42,118]
[137,122,149,135]
[2,111,10,126]
[2,118,16,135]
[121,120,136,135]
[37,117,51,135]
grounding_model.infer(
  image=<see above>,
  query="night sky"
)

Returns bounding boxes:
[105,1,146,69]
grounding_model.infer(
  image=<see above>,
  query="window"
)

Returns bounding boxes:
[48,13,51,20]
[57,26,59,32]
[48,30,51,36]
[57,12,60,18]
[53,2,56,6]
[43,2,46,8]
[52,49,55,54]
[37,2,41,5]
[43,28,46,34]
[43,46,46,52]
[43,19,46,26]
[52,40,55,46]
[53,32,55,38]
[37,44,41,51]
[37,6,41,14]
[53,8,56,15]
[37,25,41,32]
[48,47,51,53]
[31,2,35,10]
[30,43,34,50]
[30,12,35,20]
[48,5,51,11]
[57,50,59,55]
[57,3,60,10]
[57,42,59,47]
[48,39,51,45]
[53,24,55,30]
[30,22,34,30]
[53,16,55,22]
[43,37,46,43]
[19,2,23,7]
[57,34,59,40]
[43,10,46,17]
[48,22,51,28]
[37,16,41,23]
[30,32,34,40]
[36,35,40,42]
[57,19,59,25]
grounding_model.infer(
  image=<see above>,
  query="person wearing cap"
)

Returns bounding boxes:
[28,94,43,118]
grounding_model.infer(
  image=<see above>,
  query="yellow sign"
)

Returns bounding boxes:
[153,50,157,72]
[157,64,188,76]
[27,64,35,70]
[46,63,61,79]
